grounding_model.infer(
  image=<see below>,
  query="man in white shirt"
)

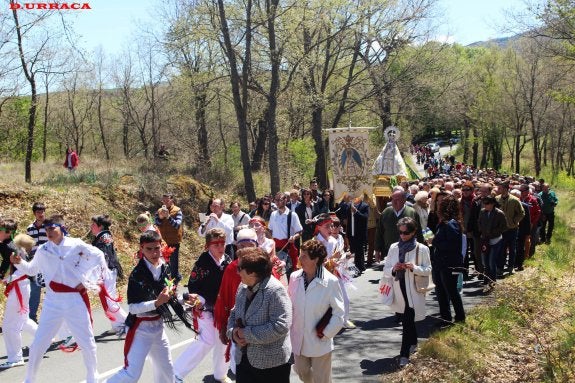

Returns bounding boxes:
[11,215,107,383]
[198,198,235,256]
[269,192,303,275]
[230,201,250,240]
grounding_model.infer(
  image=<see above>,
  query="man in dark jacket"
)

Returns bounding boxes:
[347,195,369,272]
[374,190,424,261]
[174,228,231,383]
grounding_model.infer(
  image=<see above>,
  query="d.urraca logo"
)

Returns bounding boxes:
[10,2,92,9]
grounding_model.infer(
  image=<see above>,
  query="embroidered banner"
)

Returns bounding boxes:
[328,128,373,199]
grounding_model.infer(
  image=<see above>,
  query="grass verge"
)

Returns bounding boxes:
[387,189,575,383]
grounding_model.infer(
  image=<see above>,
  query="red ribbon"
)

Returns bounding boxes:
[192,307,203,333]
[49,281,93,326]
[4,275,29,314]
[123,316,161,367]
[98,283,123,321]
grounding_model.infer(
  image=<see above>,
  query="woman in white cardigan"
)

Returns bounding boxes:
[288,239,345,383]
[383,217,431,367]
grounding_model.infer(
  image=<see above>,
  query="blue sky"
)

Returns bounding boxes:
[71,0,533,55]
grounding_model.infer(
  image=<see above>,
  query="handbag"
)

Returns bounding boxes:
[315,307,332,338]
[378,275,394,305]
[414,244,435,294]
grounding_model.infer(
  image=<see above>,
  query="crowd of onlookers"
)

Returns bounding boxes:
[0,150,561,380]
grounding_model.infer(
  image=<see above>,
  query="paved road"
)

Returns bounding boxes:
[0,264,485,382]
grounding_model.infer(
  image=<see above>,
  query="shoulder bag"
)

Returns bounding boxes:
[414,244,435,294]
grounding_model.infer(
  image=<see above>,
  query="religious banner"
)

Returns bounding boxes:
[328,127,373,199]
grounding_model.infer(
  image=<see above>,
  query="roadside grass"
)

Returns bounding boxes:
[388,189,575,383]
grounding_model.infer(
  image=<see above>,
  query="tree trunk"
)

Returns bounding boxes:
[472,124,479,168]
[265,0,281,195]
[311,107,327,189]
[251,116,267,171]
[41,76,50,162]
[216,0,256,202]
[195,90,210,167]
[97,88,111,160]
[462,118,470,164]
[12,6,37,183]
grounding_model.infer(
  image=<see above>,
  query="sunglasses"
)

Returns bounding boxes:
[462,188,472,191]
[237,264,245,272]
[262,202,270,205]
[398,230,414,235]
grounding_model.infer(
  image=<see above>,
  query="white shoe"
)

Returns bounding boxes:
[399,356,410,367]
[343,320,356,329]
[114,325,127,338]
[0,360,25,369]
[174,375,184,383]
[215,377,232,383]
[63,336,76,347]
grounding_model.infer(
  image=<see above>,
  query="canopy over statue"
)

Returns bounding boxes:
[372,126,408,177]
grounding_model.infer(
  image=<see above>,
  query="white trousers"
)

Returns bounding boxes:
[2,279,38,362]
[24,291,98,383]
[102,270,128,331]
[338,278,350,322]
[173,311,229,380]
[106,319,174,383]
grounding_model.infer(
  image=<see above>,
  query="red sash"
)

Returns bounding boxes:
[123,315,161,367]
[4,275,29,314]
[49,281,93,325]
[273,238,299,271]
[97,283,123,321]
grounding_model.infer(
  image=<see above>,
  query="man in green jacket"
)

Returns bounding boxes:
[496,181,525,275]
[374,189,424,262]
[539,183,558,244]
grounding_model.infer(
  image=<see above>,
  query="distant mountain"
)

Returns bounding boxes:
[466,33,525,48]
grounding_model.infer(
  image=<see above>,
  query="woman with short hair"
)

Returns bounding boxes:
[288,239,345,383]
[227,247,292,382]
[382,217,431,367]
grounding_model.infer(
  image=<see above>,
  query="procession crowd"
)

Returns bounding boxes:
[0,156,559,382]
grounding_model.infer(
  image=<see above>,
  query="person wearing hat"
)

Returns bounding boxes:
[10,215,108,383]
[496,181,525,275]
[477,196,508,292]
[213,228,259,375]
[227,247,292,382]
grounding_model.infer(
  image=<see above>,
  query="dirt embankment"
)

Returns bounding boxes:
[0,174,215,316]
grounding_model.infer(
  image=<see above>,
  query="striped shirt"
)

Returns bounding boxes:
[304,266,324,291]
[26,221,47,257]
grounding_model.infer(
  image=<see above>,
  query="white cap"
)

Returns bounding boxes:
[235,228,258,245]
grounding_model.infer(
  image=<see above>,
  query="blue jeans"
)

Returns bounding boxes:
[168,243,182,284]
[29,277,42,322]
[499,229,518,271]
[483,240,503,284]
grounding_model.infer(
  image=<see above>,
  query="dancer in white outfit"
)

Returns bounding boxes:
[0,226,38,370]
[10,215,108,383]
